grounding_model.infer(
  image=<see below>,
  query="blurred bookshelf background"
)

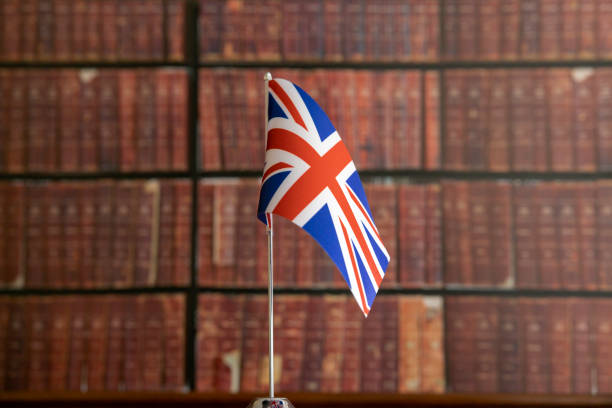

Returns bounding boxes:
[2,1,612,407]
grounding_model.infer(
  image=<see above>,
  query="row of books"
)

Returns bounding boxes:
[443,0,610,61]
[0,0,185,61]
[446,296,612,394]
[197,294,444,394]
[0,294,185,392]
[0,69,188,173]
[199,0,438,62]
[0,180,191,288]
[199,68,439,170]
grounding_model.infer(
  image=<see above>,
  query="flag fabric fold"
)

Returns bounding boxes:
[257,77,390,316]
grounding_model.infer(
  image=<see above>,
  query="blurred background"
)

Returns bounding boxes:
[1,0,612,407]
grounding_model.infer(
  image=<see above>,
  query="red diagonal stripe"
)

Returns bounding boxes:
[346,187,381,242]
[269,80,307,130]
[262,162,292,182]
[266,128,320,164]
[340,219,369,316]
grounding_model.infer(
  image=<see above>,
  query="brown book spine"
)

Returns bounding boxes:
[67,297,87,391]
[37,0,53,58]
[148,0,163,60]
[473,297,499,392]
[500,0,520,59]
[197,293,221,391]
[155,70,171,169]
[320,296,345,392]
[216,295,245,392]
[199,70,222,170]
[393,0,411,61]
[443,0,458,59]
[536,183,561,289]
[236,183,258,286]
[510,71,535,171]
[213,183,238,285]
[0,71,7,171]
[46,186,64,288]
[112,182,136,287]
[198,182,215,286]
[561,0,579,58]
[132,1,149,60]
[101,0,118,60]
[5,182,26,288]
[572,68,596,171]
[105,296,124,390]
[402,71,422,169]
[519,0,540,58]
[443,71,465,169]
[80,184,96,288]
[85,0,101,60]
[26,184,46,287]
[94,182,115,287]
[48,298,71,391]
[522,299,550,393]
[157,182,175,286]
[421,296,445,393]
[457,181,473,284]
[514,183,539,288]
[79,70,100,172]
[424,71,440,169]
[380,298,398,392]
[6,70,26,173]
[167,0,185,61]
[70,0,85,59]
[597,70,612,170]
[469,182,492,285]
[2,1,22,60]
[122,296,142,390]
[173,180,191,286]
[21,0,38,60]
[0,184,6,285]
[498,298,522,392]
[240,295,266,392]
[398,184,425,287]
[369,184,396,286]
[280,296,307,392]
[442,181,460,283]
[577,183,598,289]
[59,70,81,171]
[549,299,571,393]
[360,295,385,393]
[6,299,27,390]
[398,297,420,393]
[341,296,363,392]
[141,297,163,390]
[27,299,50,391]
[445,296,476,392]
[323,0,343,61]
[280,1,300,60]
[257,0,281,60]
[62,184,80,288]
[135,71,156,170]
[489,182,513,286]
[571,299,594,394]
[134,180,160,286]
[425,184,443,286]
[232,70,249,170]
[301,297,325,392]
[163,294,185,390]
[597,181,612,289]
[578,0,597,58]
[170,70,188,170]
[598,1,612,58]
[557,184,581,289]
[116,0,133,60]
[549,69,575,171]
[539,0,562,59]
[199,0,222,60]
[119,70,137,171]
[0,298,7,389]
[343,0,365,61]
[593,299,612,394]
[27,72,45,172]
[479,0,501,60]
[457,0,478,59]
[87,298,108,391]
[465,71,487,169]
[99,71,119,171]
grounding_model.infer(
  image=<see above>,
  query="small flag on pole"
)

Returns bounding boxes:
[257,77,390,316]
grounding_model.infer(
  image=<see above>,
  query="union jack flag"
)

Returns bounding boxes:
[257,77,390,316]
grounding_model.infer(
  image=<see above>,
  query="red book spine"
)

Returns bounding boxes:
[21,0,38,60]
[6,299,27,390]
[443,0,458,59]
[142,297,163,390]
[0,71,7,171]
[240,295,266,392]
[101,0,118,60]
[67,297,87,391]
[577,183,598,290]
[442,181,460,283]
[197,293,221,391]
[246,69,263,170]
[0,184,6,285]
[536,183,561,289]
[344,1,365,61]
[85,0,101,60]
[134,180,160,286]
[561,0,579,58]
[479,0,501,60]
[27,72,45,172]
[398,297,420,393]
[135,71,156,170]
[46,186,64,288]
[216,295,244,392]
[549,299,571,394]
[167,0,185,61]
[232,70,249,170]
[48,298,71,391]
[393,1,410,61]
[443,71,465,169]
[500,0,520,59]
[163,295,185,390]
[548,69,575,171]
[510,71,535,171]
[398,184,425,287]
[280,296,307,392]
[497,298,522,392]
[557,184,581,289]
[360,295,385,393]
[469,182,491,285]
[6,70,26,173]
[598,1,612,58]
[132,1,149,60]
[170,70,188,170]
[80,184,96,288]
[0,298,7,389]
[112,182,136,287]
[370,184,396,285]
[99,71,119,171]
[445,296,476,392]
[236,183,258,286]
[148,0,163,60]
[402,71,422,169]
[424,71,440,170]
[514,183,539,288]
[116,0,133,60]
[519,0,540,59]
[571,299,594,394]
[323,0,343,61]
[27,299,50,391]
[87,298,108,391]
[1,1,22,60]
[425,184,442,286]
[465,70,487,169]
[257,0,281,60]
[522,299,550,393]
[372,71,392,167]
[173,180,191,286]
[539,0,562,59]
[59,70,81,172]
[320,296,345,392]
[365,1,383,61]
[155,70,171,170]
[105,296,124,390]
[72,0,86,59]
[457,0,478,60]
[213,183,238,285]
[421,296,445,393]
[341,297,363,392]
[489,182,513,286]
[473,297,499,392]
[198,182,214,286]
[123,296,143,391]
[157,182,175,286]
[26,184,46,287]
[596,70,612,170]
[572,68,596,172]
[94,182,115,287]
[37,0,53,59]
[296,218,315,287]
[381,298,398,392]
[199,0,222,60]
[593,299,612,394]
[301,298,325,392]
[457,181,473,284]
[199,70,221,170]
[80,70,100,172]
[425,0,440,60]
[388,70,403,168]
[5,182,26,288]
[280,1,299,60]
[597,181,612,289]
[119,70,136,171]
[579,0,597,58]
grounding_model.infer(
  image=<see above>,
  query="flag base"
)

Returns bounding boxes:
[246,397,295,408]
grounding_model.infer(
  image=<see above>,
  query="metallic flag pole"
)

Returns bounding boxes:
[247,73,294,408]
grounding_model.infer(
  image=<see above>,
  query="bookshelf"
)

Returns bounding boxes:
[2,0,612,405]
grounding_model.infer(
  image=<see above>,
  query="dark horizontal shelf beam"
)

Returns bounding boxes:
[0,171,191,181]
[0,61,188,69]
[0,286,189,296]
[199,59,612,70]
